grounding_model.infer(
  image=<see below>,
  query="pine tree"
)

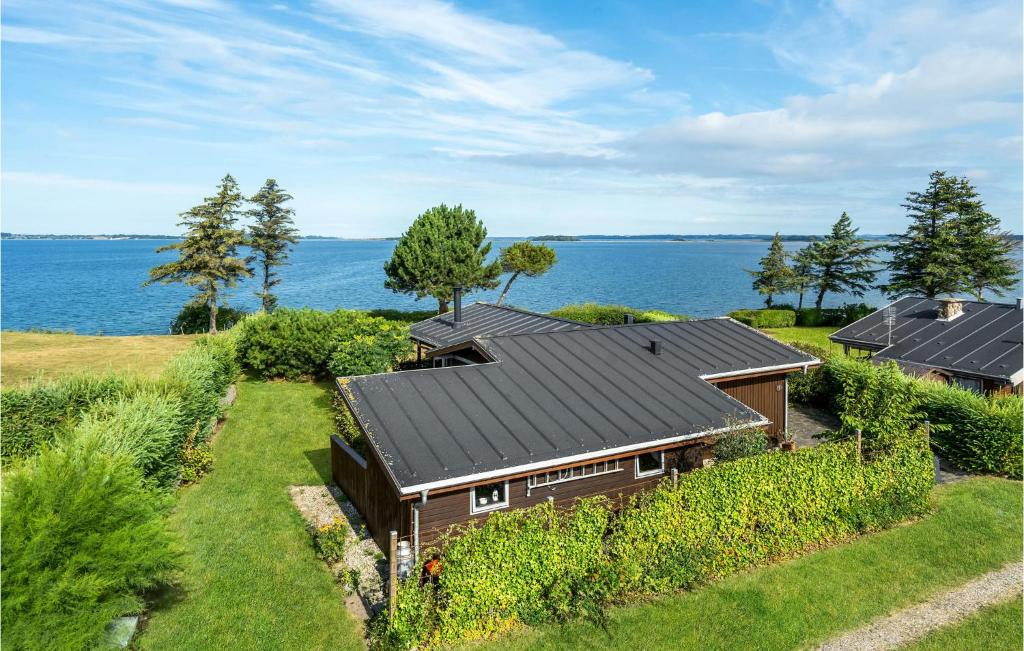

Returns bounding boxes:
[747,233,794,308]
[145,174,251,333]
[810,212,879,309]
[948,176,1019,301]
[789,242,819,310]
[247,179,299,312]
[383,204,502,313]
[884,171,968,299]
[496,241,557,305]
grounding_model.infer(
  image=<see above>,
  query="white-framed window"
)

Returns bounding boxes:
[635,451,665,478]
[470,480,509,514]
[527,459,621,491]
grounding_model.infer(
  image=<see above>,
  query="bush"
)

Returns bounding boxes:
[794,303,875,328]
[326,318,412,377]
[373,431,933,648]
[312,517,349,563]
[237,308,412,379]
[713,427,770,462]
[171,303,248,334]
[727,309,796,328]
[365,308,439,324]
[0,374,139,461]
[158,345,226,444]
[73,389,187,489]
[550,303,688,325]
[180,423,213,484]
[1,433,178,650]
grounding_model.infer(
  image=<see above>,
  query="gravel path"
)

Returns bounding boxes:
[818,562,1023,650]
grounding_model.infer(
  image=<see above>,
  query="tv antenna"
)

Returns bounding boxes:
[884,304,896,346]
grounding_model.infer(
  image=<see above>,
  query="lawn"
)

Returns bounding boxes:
[485,477,1023,650]
[760,325,839,351]
[0,331,197,386]
[904,597,1023,651]
[138,379,363,650]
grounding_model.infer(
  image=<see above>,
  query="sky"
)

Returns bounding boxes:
[2,0,1021,237]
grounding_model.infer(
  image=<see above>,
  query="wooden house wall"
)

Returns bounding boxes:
[709,372,788,436]
[330,435,408,552]
[413,448,687,548]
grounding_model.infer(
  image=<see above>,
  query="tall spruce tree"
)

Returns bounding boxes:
[884,171,968,298]
[383,204,501,313]
[747,233,794,307]
[146,174,251,333]
[247,179,299,312]
[948,176,1018,301]
[789,242,819,310]
[810,212,878,309]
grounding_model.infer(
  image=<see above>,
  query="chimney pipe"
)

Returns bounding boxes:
[649,339,662,355]
[452,286,464,328]
[1017,297,1023,310]
[624,314,635,325]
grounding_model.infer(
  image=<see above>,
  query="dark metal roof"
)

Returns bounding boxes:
[829,297,1023,382]
[340,318,817,493]
[408,302,589,348]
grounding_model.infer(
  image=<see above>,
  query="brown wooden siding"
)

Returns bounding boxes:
[414,448,688,548]
[710,372,787,436]
[330,435,408,552]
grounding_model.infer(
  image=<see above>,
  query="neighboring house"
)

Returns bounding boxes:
[829,297,1024,394]
[407,288,590,364]
[332,316,818,554]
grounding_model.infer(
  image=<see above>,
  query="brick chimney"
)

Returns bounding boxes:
[937,298,964,321]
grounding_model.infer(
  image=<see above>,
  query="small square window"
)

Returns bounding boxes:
[635,451,665,478]
[470,481,509,514]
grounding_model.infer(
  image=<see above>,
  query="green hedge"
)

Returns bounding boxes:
[1,431,178,650]
[373,432,933,648]
[549,303,688,325]
[236,308,412,379]
[728,309,796,328]
[815,356,1023,479]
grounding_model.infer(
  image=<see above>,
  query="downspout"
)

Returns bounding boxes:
[413,489,428,563]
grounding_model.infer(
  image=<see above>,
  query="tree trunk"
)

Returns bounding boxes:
[262,262,272,312]
[496,272,519,306]
[208,293,219,335]
[797,289,804,311]
[814,288,826,310]
[437,299,449,314]
[765,293,773,308]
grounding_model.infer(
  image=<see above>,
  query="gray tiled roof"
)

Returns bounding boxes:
[339,318,817,492]
[829,297,1023,382]
[408,302,588,348]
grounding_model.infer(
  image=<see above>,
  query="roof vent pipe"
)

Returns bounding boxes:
[624,314,634,325]
[1017,297,1023,310]
[452,286,464,328]
[649,339,662,355]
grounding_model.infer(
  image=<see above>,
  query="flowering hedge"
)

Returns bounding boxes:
[372,430,933,648]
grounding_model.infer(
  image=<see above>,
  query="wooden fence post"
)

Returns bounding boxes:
[855,429,862,463]
[671,468,678,489]
[388,530,397,617]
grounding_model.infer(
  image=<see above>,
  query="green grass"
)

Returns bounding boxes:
[482,478,1023,650]
[761,325,840,351]
[903,597,1023,651]
[1,331,197,386]
[138,379,363,650]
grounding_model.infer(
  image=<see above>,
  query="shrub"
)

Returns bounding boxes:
[713,427,770,462]
[180,423,213,484]
[159,345,225,444]
[550,303,688,325]
[374,432,933,648]
[727,309,796,328]
[365,308,439,324]
[828,360,923,451]
[326,318,412,377]
[794,303,875,328]
[1,434,178,650]
[312,517,349,563]
[170,303,248,334]
[0,374,139,461]
[73,389,187,489]
[191,332,241,395]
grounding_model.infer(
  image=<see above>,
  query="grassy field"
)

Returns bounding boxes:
[486,477,1023,650]
[1,331,197,386]
[138,380,363,650]
[760,325,839,351]
[904,597,1023,651]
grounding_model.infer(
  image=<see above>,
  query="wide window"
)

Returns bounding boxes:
[527,459,621,493]
[470,480,509,514]
[952,376,983,394]
[635,451,665,478]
